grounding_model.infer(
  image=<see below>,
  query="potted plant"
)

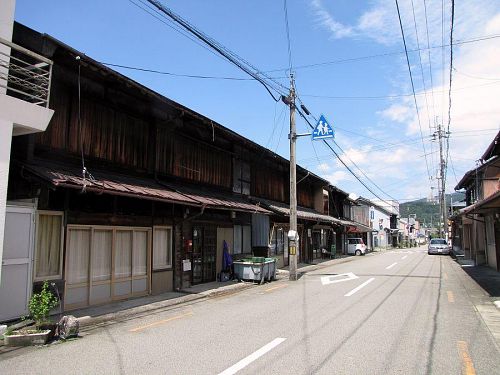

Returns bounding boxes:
[4,281,59,346]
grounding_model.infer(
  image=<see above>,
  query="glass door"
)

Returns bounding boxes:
[202,226,217,283]
[192,227,203,285]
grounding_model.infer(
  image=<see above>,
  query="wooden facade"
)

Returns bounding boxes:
[6,23,341,313]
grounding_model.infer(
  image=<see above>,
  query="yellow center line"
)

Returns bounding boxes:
[447,291,455,303]
[129,311,193,332]
[458,341,476,375]
[264,284,288,293]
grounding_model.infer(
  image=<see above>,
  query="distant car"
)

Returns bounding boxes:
[347,238,367,256]
[428,238,450,255]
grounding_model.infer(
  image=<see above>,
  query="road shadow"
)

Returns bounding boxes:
[461,265,500,297]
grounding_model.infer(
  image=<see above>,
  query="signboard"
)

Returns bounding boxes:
[182,259,192,272]
[312,115,334,140]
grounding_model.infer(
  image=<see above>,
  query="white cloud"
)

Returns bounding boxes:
[310,0,354,39]
[309,0,500,199]
[378,104,412,123]
[322,170,353,184]
[317,162,331,172]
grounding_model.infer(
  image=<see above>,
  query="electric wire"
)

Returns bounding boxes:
[143,0,288,101]
[300,80,500,100]
[444,0,455,191]
[410,0,435,175]
[394,0,432,184]
[128,0,229,66]
[295,106,396,207]
[283,0,293,73]
[453,68,500,81]
[101,62,287,81]
[423,0,437,120]
[264,34,500,73]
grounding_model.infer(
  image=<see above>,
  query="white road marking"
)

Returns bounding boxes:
[218,337,286,375]
[344,278,375,297]
[386,262,398,270]
[401,255,408,260]
[321,272,359,286]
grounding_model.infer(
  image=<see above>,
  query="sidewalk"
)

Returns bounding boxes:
[56,255,361,329]
[73,255,358,328]
[452,259,500,348]
[1,253,363,348]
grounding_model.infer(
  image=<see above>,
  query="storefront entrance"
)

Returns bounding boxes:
[192,226,217,285]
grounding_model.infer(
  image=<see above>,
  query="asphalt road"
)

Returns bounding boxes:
[2,246,500,374]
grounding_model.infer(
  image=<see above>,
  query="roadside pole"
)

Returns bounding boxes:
[289,74,298,281]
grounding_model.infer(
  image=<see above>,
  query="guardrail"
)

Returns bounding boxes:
[0,36,52,108]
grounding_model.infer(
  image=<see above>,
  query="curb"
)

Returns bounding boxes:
[66,256,364,330]
[78,282,257,329]
[77,293,207,329]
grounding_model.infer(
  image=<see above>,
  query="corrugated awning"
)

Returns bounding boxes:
[20,161,271,214]
[345,222,373,233]
[458,190,500,215]
[255,198,345,225]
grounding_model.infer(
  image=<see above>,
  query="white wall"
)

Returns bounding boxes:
[372,208,390,248]
[0,0,54,282]
[0,0,16,284]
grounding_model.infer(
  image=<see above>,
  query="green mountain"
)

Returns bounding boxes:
[400,192,465,227]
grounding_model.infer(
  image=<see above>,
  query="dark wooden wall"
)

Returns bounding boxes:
[31,50,319,206]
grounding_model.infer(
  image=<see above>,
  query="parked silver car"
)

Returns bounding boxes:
[428,238,450,255]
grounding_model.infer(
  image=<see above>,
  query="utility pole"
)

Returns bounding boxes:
[288,73,298,281]
[434,122,448,239]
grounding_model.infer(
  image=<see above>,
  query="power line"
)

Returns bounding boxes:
[264,34,500,73]
[300,80,500,100]
[453,68,500,81]
[394,0,432,184]
[101,62,287,81]
[283,0,293,72]
[143,0,288,101]
[445,0,455,188]
[423,0,437,120]
[332,139,398,201]
[295,106,396,207]
[129,0,229,65]
[410,0,435,178]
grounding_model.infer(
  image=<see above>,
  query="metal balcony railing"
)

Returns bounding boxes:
[0,36,52,108]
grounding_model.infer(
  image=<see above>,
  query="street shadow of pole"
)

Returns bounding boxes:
[308,255,428,373]
[301,276,312,372]
[380,256,438,372]
[425,256,442,375]
[104,326,125,374]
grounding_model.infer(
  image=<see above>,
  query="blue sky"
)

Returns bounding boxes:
[15,0,500,202]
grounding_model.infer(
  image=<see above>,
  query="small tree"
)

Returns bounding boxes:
[28,281,59,328]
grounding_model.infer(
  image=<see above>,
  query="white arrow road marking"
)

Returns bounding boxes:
[386,262,398,270]
[321,272,359,286]
[218,337,286,375]
[344,278,375,297]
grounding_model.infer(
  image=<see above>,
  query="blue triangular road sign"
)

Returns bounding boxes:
[312,115,334,140]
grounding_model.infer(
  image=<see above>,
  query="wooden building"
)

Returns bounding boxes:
[3,23,355,314]
[452,131,500,270]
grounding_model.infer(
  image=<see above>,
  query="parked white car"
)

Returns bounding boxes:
[347,238,367,256]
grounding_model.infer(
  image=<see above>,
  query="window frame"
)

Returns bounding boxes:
[34,210,64,282]
[152,226,173,271]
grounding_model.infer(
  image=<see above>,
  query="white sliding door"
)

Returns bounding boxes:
[65,225,151,310]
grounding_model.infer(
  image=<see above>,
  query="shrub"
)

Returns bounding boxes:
[28,281,59,328]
